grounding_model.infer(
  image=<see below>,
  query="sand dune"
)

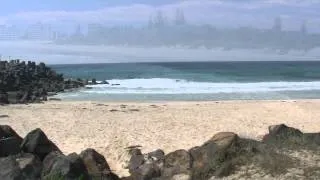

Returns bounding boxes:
[1,100,319,176]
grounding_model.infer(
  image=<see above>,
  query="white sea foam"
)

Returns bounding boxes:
[83,78,320,94]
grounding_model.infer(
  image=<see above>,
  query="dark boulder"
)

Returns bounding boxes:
[91,78,97,85]
[162,150,192,177]
[16,153,43,180]
[48,98,61,101]
[128,153,145,174]
[152,174,191,180]
[20,128,60,160]
[147,149,165,163]
[92,173,120,180]
[263,124,304,146]
[67,153,90,179]
[19,91,30,104]
[42,151,89,180]
[47,92,58,96]
[190,132,239,179]
[267,124,303,138]
[127,148,163,180]
[131,163,161,180]
[0,125,23,157]
[127,147,143,172]
[101,80,109,84]
[7,92,20,104]
[263,124,320,147]
[0,156,22,180]
[0,125,22,140]
[0,153,42,180]
[0,137,22,157]
[304,133,320,145]
[79,148,112,176]
[121,176,134,180]
[0,92,9,104]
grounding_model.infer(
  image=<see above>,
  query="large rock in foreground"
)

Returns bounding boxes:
[0,137,22,157]
[42,151,90,180]
[0,125,23,140]
[126,148,164,180]
[0,153,42,180]
[162,150,192,178]
[20,128,60,160]
[0,124,319,180]
[80,148,119,179]
[190,132,239,179]
[0,125,23,157]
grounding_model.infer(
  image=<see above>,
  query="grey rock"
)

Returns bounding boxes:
[42,151,89,180]
[190,132,238,179]
[20,128,60,160]
[131,163,161,180]
[162,150,192,177]
[80,148,112,176]
[0,137,22,157]
[147,149,165,162]
[0,153,42,180]
[0,125,22,140]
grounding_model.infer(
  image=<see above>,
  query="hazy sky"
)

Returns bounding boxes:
[1,0,320,31]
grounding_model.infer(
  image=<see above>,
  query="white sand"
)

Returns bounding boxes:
[1,100,319,176]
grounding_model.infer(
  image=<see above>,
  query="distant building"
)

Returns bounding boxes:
[272,17,282,32]
[148,16,154,29]
[52,31,68,40]
[26,22,53,40]
[300,20,307,34]
[0,25,19,40]
[26,23,43,40]
[74,24,82,36]
[174,9,186,26]
[154,11,167,28]
[87,23,104,37]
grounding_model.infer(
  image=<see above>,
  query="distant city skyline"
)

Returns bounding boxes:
[1,0,320,32]
[0,13,314,41]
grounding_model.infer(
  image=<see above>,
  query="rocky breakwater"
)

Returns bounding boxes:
[0,124,319,180]
[124,124,320,180]
[0,60,86,104]
[0,125,120,180]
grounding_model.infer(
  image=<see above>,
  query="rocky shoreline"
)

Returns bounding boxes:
[0,124,319,180]
[0,60,88,104]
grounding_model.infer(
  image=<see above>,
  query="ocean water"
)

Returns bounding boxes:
[51,61,320,101]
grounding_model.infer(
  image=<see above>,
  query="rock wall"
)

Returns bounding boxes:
[0,124,319,180]
[0,60,86,104]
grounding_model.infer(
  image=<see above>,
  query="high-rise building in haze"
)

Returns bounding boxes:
[74,24,82,36]
[0,25,19,40]
[273,17,282,32]
[25,22,53,40]
[87,24,104,37]
[300,20,307,34]
[174,9,186,26]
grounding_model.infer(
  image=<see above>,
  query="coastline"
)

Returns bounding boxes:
[1,99,320,176]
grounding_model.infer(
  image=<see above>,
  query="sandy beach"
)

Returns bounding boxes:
[1,100,320,177]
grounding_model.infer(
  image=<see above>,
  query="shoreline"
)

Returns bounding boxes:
[41,98,319,104]
[1,99,320,176]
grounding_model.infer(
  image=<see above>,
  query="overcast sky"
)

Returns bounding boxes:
[1,0,320,32]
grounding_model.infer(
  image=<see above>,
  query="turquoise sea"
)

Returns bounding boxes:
[51,61,320,101]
